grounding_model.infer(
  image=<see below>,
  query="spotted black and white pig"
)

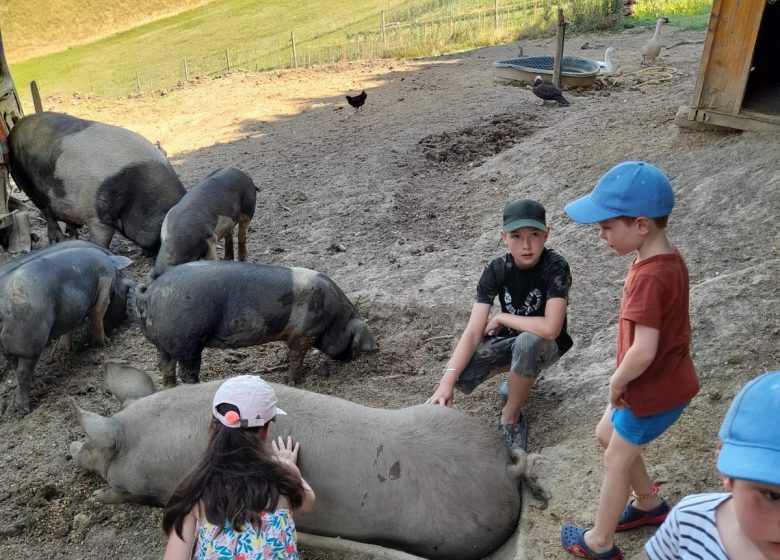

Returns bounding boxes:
[133,261,377,385]
[149,167,257,280]
[8,111,186,253]
[70,364,522,560]
[0,241,133,413]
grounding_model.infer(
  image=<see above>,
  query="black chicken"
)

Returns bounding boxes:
[531,76,569,107]
[346,90,367,112]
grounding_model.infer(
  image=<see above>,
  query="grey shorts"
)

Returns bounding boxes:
[455,332,561,395]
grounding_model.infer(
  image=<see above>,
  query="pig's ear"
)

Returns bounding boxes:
[70,399,121,451]
[110,255,133,270]
[104,361,156,407]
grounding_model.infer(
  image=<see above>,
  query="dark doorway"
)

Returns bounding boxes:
[742,2,780,114]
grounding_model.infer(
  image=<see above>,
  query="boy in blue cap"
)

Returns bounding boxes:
[642,370,780,560]
[560,161,699,559]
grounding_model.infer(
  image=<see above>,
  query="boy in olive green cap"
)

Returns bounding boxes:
[427,199,573,451]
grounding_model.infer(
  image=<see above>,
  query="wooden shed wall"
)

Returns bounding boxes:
[683,0,780,132]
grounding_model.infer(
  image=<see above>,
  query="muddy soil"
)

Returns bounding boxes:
[1,24,779,559]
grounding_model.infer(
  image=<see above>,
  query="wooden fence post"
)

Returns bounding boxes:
[611,0,624,26]
[291,31,298,68]
[381,11,387,47]
[553,8,566,88]
[135,71,141,93]
[30,81,43,113]
[225,49,231,71]
[184,59,190,81]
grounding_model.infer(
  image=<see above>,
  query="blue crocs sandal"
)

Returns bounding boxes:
[616,499,670,531]
[561,524,623,560]
[497,414,528,450]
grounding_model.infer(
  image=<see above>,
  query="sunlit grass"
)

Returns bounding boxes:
[629,0,712,29]
[0,0,213,62]
[6,0,710,101]
[626,13,710,31]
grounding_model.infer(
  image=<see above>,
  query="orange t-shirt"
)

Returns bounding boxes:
[618,249,699,416]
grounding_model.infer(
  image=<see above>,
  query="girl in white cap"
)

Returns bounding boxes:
[162,375,315,559]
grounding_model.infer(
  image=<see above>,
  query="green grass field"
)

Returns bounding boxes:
[6,0,712,101]
[0,0,212,62]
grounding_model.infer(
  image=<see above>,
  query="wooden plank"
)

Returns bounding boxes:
[690,0,722,110]
[695,0,765,115]
[693,108,780,132]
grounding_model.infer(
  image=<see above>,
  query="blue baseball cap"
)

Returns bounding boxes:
[717,371,780,487]
[565,161,675,223]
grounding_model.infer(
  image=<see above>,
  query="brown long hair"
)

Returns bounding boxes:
[161,404,305,540]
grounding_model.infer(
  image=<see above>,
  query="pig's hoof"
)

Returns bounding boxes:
[162,376,178,388]
[12,403,31,418]
[92,488,130,504]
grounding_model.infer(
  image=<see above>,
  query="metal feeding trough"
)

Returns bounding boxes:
[494,55,601,87]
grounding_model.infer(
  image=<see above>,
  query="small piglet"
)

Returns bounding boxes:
[150,167,257,280]
[133,261,377,386]
[0,241,133,414]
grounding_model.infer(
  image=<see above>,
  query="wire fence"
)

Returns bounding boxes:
[82,0,622,97]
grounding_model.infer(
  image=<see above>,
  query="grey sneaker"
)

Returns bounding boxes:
[498,414,528,450]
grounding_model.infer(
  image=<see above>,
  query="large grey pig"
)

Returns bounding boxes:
[150,166,257,280]
[0,241,133,413]
[70,363,522,560]
[133,261,377,385]
[8,111,186,253]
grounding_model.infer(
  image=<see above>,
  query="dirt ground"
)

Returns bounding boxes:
[1,24,779,559]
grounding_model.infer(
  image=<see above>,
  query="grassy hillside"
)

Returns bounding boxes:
[4,0,711,101]
[6,0,549,99]
[0,0,214,62]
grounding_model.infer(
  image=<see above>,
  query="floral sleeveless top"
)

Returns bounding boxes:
[192,508,299,559]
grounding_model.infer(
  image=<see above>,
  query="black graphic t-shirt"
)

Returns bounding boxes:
[474,248,573,354]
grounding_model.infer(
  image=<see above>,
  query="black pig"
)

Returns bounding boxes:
[150,167,257,280]
[8,112,185,253]
[133,261,377,386]
[0,241,133,414]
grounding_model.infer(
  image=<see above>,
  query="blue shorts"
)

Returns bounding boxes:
[611,402,689,446]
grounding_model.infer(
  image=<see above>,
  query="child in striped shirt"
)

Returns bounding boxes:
[643,370,780,560]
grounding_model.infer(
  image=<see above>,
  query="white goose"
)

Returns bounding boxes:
[597,47,615,75]
[640,17,669,66]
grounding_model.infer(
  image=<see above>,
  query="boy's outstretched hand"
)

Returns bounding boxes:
[426,384,454,406]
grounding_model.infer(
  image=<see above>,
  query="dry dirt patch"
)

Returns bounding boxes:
[419,112,539,166]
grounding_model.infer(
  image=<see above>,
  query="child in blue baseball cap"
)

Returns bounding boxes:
[643,370,780,559]
[560,161,700,559]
